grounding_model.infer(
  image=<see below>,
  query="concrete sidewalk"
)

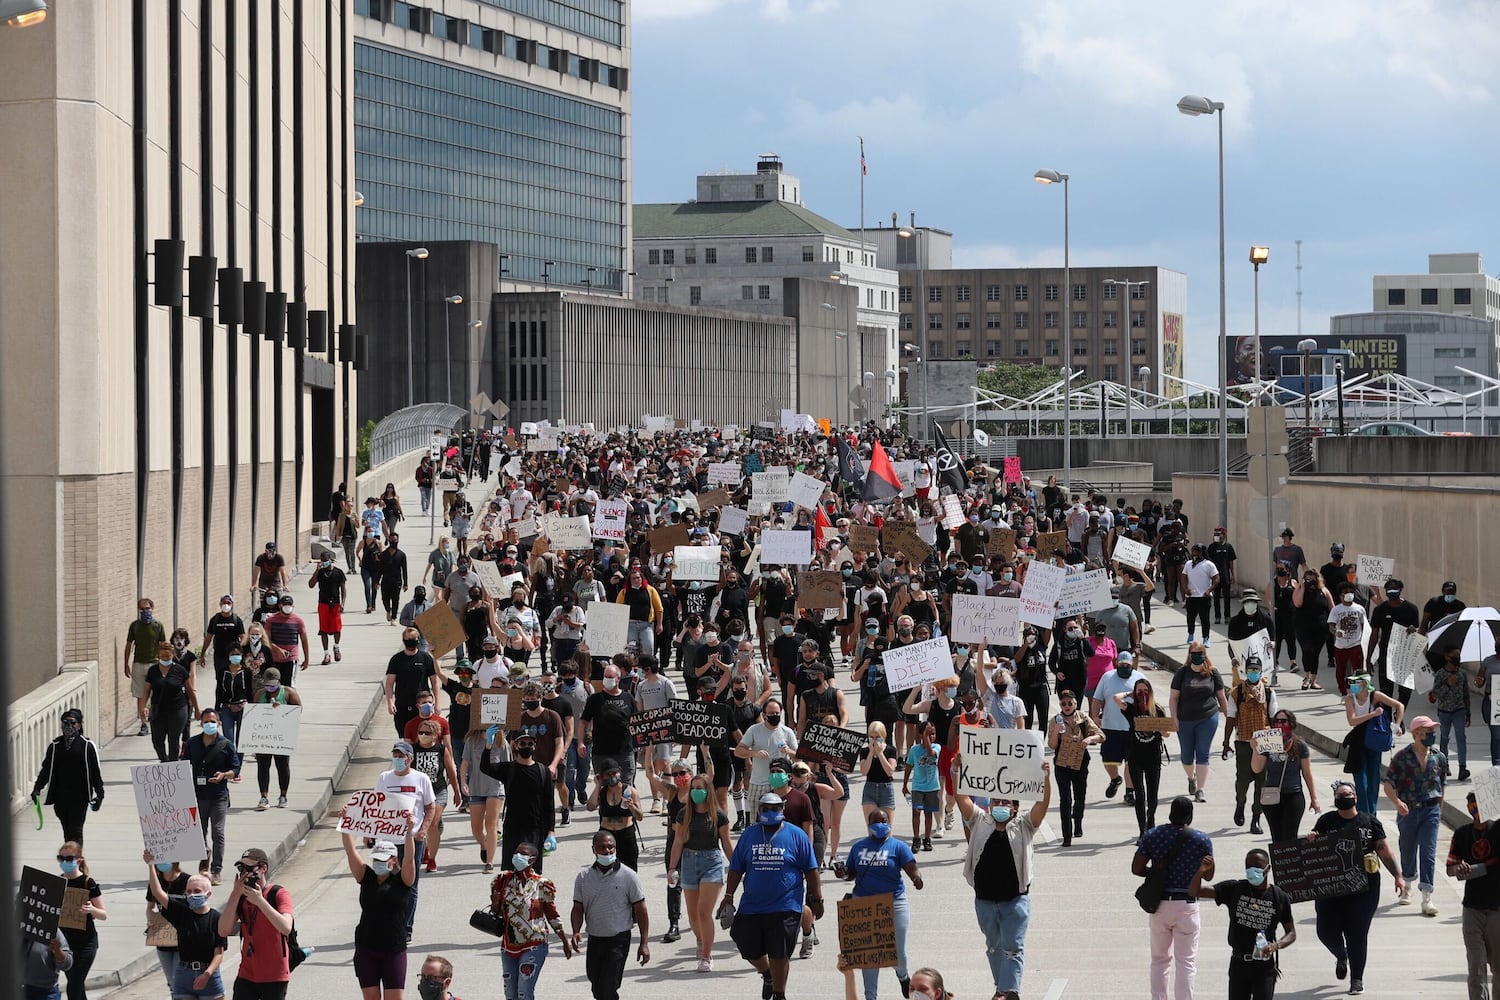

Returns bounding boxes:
[15,475,436,991]
[1137,594,1476,832]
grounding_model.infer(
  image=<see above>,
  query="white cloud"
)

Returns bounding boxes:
[634,0,838,21]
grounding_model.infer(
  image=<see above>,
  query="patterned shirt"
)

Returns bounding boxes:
[1431,664,1470,714]
[1383,745,1445,807]
[494,869,560,956]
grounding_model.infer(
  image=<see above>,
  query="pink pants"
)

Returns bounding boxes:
[1149,899,1200,1000]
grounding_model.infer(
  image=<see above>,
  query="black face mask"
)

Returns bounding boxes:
[1334,795,1358,811]
[404,639,419,651]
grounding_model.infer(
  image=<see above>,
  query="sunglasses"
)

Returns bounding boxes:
[57,855,78,863]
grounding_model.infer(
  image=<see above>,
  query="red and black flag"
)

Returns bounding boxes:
[931,420,970,494]
[861,439,902,503]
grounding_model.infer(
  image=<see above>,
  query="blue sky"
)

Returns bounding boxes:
[629,0,1500,385]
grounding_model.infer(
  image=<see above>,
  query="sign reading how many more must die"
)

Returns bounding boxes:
[132,760,208,862]
[235,704,302,755]
[879,636,956,691]
[956,725,1047,801]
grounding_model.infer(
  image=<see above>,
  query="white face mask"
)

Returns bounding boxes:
[1342,594,1355,604]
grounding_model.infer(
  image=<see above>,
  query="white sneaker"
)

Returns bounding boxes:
[1397,884,1412,905]
[1145,624,1156,634]
[799,935,815,959]
[1421,891,1438,917]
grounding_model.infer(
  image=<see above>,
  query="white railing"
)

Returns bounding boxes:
[9,661,98,815]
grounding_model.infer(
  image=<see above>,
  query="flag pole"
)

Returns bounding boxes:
[859,136,866,429]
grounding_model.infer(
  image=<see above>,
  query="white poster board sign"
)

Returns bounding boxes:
[1112,537,1151,572]
[1230,629,1276,672]
[950,595,1021,645]
[880,636,957,691]
[708,463,742,487]
[892,461,917,499]
[544,514,592,549]
[718,506,749,537]
[1357,554,1395,585]
[759,530,813,566]
[1057,569,1113,617]
[1476,768,1500,824]
[585,601,629,657]
[787,472,827,511]
[955,725,1047,801]
[1385,627,1429,691]
[940,495,964,530]
[337,790,417,840]
[753,472,789,505]
[236,704,302,755]
[592,500,628,541]
[132,761,208,862]
[1018,562,1067,628]
[673,545,720,582]
[1253,728,1284,755]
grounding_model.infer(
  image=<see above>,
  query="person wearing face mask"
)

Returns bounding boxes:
[186,709,237,884]
[551,659,591,823]
[411,719,460,872]
[1418,580,1465,635]
[770,614,804,710]
[481,732,557,875]
[31,709,104,848]
[386,627,439,738]
[1117,679,1169,835]
[1309,780,1403,995]
[838,807,924,1000]
[378,534,410,625]
[1182,544,1220,647]
[571,830,651,1000]
[125,597,168,737]
[1342,672,1404,815]
[547,594,586,666]
[668,769,734,971]
[1048,618,1093,705]
[615,566,664,656]
[250,669,302,811]
[53,840,104,1000]
[358,526,386,615]
[1049,689,1104,846]
[415,955,462,1000]
[1189,847,1296,998]
[145,640,197,763]
[460,712,505,875]
[201,594,246,686]
[338,811,417,1000]
[724,676,762,829]
[443,557,484,618]
[580,664,638,793]
[145,853,190,990]
[1366,578,1419,700]
[1429,646,1472,781]
[1327,584,1369,696]
[1226,587,1277,682]
[955,763,1052,1000]
[1382,716,1446,915]
[485,842,572,999]
[372,742,438,943]
[1222,655,1279,834]
[215,643,253,781]
[461,586,502,664]
[587,762,646,872]
[1133,795,1215,1000]
[737,699,799,805]
[1292,570,1334,691]
[144,857,226,1000]
[1447,791,1500,1000]
[308,549,348,664]
[720,793,822,1000]
[1170,642,1227,803]
[1250,709,1319,843]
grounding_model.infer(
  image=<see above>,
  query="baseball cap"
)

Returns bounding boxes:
[1117,651,1135,665]
[279,594,294,606]
[392,740,413,755]
[1109,585,1122,599]
[261,668,282,683]
[1092,621,1108,634]
[370,842,398,862]
[237,847,270,868]
[1280,528,1295,538]
[758,792,784,808]
[1442,581,1458,593]
[1408,715,1437,732]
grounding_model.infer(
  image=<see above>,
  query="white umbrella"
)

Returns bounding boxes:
[1426,606,1500,663]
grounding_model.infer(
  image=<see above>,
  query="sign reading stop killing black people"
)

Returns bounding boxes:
[956,725,1047,800]
[669,699,730,744]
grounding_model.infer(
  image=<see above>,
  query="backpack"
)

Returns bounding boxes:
[240,884,306,972]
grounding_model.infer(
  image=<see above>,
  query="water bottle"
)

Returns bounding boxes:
[667,870,680,889]
[1253,931,1268,960]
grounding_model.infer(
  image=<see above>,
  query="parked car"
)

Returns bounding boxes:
[1352,421,1436,437]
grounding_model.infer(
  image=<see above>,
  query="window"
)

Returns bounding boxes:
[930,342,946,358]
[1104,364,1119,381]
[1454,287,1472,305]
[742,285,754,300]
[986,285,1002,301]
[642,286,655,303]
[956,285,971,302]
[900,315,913,330]
[957,341,972,357]
[928,286,943,303]
[1073,341,1088,356]
[659,285,670,304]
[846,249,855,263]
[986,313,1002,329]
[1073,311,1088,328]
[1103,284,1118,300]
[745,247,758,264]
[1103,311,1119,328]
[802,246,814,262]
[662,249,675,266]
[647,249,660,265]
[1015,285,1029,301]
[956,313,971,329]
[899,286,913,303]
[709,183,721,201]
[684,248,697,265]
[689,285,702,305]
[763,246,774,263]
[1131,285,1148,299]
[928,314,943,329]
[1015,341,1031,358]
[1434,347,1478,358]
[1073,284,1087,301]
[755,183,765,199]
[1386,288,1406,306]
[1420,287,1438,305]
[986,340,1001,357]
[704,248,717,264]
[1103,339,1119,356]
[1131,339,1147,356]
[881,291,888,309]
[1044,312,1059,328]
[1131,311,1146,328]
[867,288,874,308]
[1014,312,1029,329]
[1044,340,1060,356]
[758,285,771,300]
[1044,284,1059,301]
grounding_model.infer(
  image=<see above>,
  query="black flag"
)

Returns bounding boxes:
[931,420,969,494]
[835,436,865,491]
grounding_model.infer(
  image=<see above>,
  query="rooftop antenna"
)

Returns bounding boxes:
[1296,239,1303,336]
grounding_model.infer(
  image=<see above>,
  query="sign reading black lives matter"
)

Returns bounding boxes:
[669,699,729,744]
[797,723,867,773]
[1269,831,1370,903]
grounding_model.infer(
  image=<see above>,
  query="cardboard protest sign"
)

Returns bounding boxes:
[672,546,720,582]
[60,887,91,932]
[1017,561,1066,628]
[132,761,207,861]
[236,704,302,755]
[717,506,749,536]
[881,523,931,564]
[630,706,676,747]
[838,893,898,969]
[797,570,845,610]
[956,725,1047,800]
[648,523,690,552]
[697,488,732,510]
[797,723,867,773]
[337,789,418,839]
[585,601,630,657]
[987,528,1016,564]
[1356,554,1395,584]
[949,595,1020,645]
[708,462,742,487]
[415,603,467,659]
[1133,715,1179,733]
[670,699,730,744]
[759,530,813,566]
[1475,769,1500,827]
[787,472,826,510]
[1385,628,1428,691]
[472,690,526,733]
[145,908,179,947]
[19,866,66,943]
[1057,569,1113,617]
[1270,832,1370,902]
[1253,728,1284,755]
[1053,729,1086,770]
[544,514,592,550]
[940,495,965,530]
[592,499,629,541]
[880,636,955,691]
[1035,531,1069,560]
[848,524,880,554]
[1112,537,1152,572]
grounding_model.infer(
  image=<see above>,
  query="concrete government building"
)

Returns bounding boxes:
[0,3,359,737]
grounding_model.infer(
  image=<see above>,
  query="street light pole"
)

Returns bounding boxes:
[1298,338,1318,430]
[443,294,463,405]
[1138,366,1152,436]
[1178,94,1229,531]
[1034,169,1071,490]
[1250,246,1270,406]
[404,247,430,408]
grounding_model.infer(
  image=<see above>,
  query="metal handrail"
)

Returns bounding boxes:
[370,403,466,468]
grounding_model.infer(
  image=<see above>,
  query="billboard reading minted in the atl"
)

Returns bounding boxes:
[1226,334,1407,387]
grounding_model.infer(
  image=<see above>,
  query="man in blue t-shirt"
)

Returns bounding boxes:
[720,793,823,1000]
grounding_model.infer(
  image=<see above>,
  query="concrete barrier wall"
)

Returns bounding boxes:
[1017,436,1246,482]
[1314,435,1500,475]
[10,662,97,813]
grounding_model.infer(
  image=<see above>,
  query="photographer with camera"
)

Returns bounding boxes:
[216,847,296,1000]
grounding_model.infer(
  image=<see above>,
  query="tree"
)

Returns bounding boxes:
[977,360,1064,400]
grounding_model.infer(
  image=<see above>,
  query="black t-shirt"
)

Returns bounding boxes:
[355,869,413,952]
[974,828,1022,902]
[163,898,228,965]
[1451,823,1500,910]
[582,690,635,756]
[928,700,961,745]
[1312,810,1386,893]
[442,679,475,737]
[859,743,899,784]
[1424,596,1465,626]
[146,662,192,713]
[412,740,451,793]
[728,695,762,746]
[1369,601,1419,657]
[386,651,436,707]
[314,565,347,605]
[205,614,246,657]
[1211,880,1291,960]
[480,756,552,830]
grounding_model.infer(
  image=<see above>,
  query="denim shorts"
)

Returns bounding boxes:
[171,963,226,998]
[862,781,896,809]
[679,847,726,889]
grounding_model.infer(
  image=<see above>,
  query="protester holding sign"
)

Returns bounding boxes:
[1118,679,1170,836]
[837,808,924,1000]
[338,808,417,1000]
[1048,691,1103,847]
[55,840,104,1000]
[1250,709,1319,843]
[481,730,556,876]
[185,708,237,885]
[145,856,189,992]
[20,930,72,1000]
[1309,781,1404,995]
